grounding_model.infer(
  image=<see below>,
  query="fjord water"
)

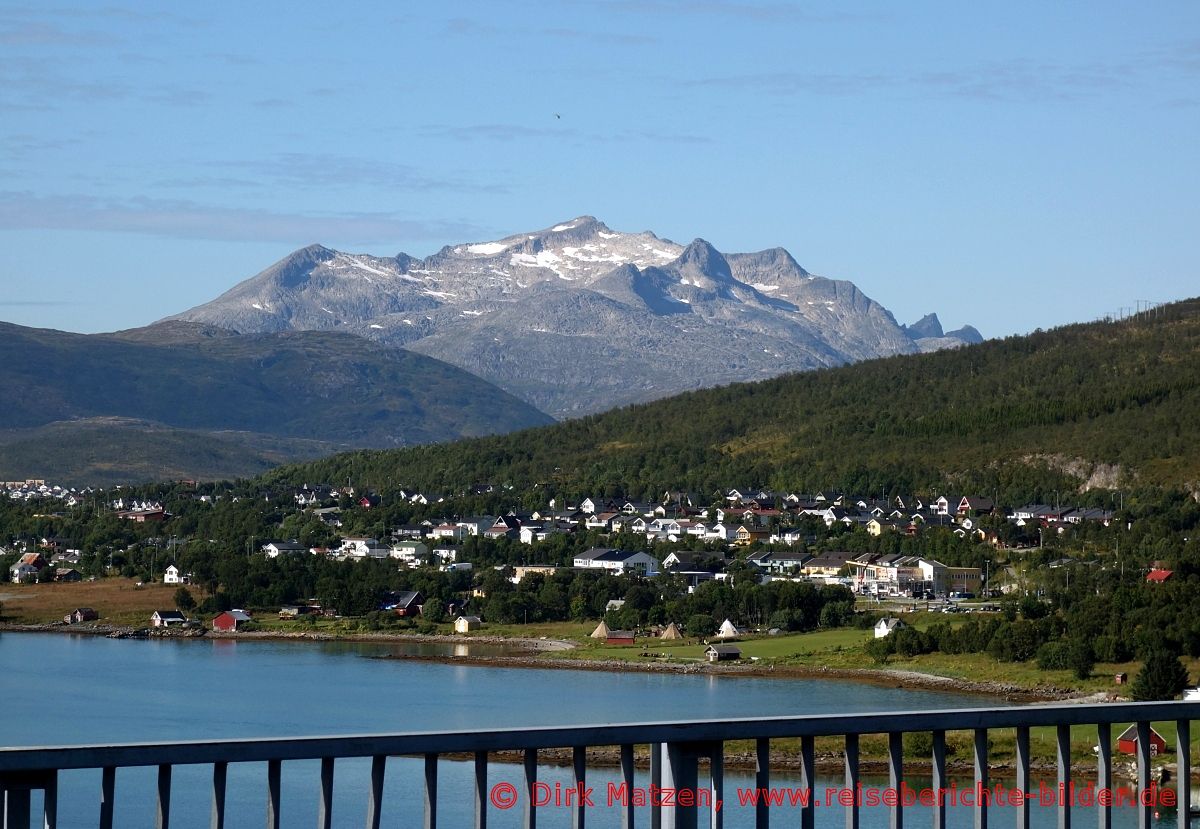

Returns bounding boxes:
[0,633,1176,829]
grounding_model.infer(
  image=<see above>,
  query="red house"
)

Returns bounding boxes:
[606,630,636,645]
[1116,725,1168,756]
[212,610,252,632]
[1146,569,1174,583]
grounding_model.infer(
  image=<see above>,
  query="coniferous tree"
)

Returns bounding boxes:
[1131,649,1190,700]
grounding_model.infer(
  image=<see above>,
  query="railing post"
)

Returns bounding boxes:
[3,787,31,829]
[1136,722,1152,829]
[473,752,488,829]
[1096,722,1111,829]
[1179,718,1191,829]
[1056,724,1071,829]
[156,764,172,829]
[99,766,115,829]
[661,742,700,829]
[211,761,227,829]
[887,732,903,829]
[523,749,537,829]
[424,753,438,829]
[43,769,58,829]
[651,742,662,829]
[620,745,636,829]
[318,758,334,829]
[710,742,723,829]
[1015,726,1030,829]
[800,735,815,829]
[756,738,770,829]
[573,747,587,829]
[266,759,281,829]
[366,755,385,829]
[973,728,988,829]
[844,733,859,829]
[931,731,945,829]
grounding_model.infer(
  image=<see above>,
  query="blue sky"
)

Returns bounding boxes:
[1,1,1197,338]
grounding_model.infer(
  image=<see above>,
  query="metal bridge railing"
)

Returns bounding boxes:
[1,700,1197,829]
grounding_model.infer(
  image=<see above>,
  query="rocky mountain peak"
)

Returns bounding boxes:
[670,238,733,288]
[169,217,981,417]
[904,313,944,339]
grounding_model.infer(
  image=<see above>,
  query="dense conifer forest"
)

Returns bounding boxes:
[266,298,1200,503]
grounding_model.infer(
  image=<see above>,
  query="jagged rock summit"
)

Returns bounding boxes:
[171,217,980,416]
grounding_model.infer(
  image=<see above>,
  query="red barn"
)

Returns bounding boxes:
[212,610,252,632]
[1116,725,1168,756]
[606,630,636,645]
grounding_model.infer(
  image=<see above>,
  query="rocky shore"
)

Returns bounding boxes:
[2,620,1090,701]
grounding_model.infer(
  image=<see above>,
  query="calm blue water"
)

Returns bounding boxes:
[0,633,1181,829]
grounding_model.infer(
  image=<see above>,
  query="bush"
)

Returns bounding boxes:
[1036,641,1070,670]
[1068,639,1095,680]
[1132,650,1191,701]
[904,731,933,759]
[865,637,893,664]
[687,614,714,638]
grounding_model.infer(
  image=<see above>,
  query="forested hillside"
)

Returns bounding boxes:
[268,299,1200,501]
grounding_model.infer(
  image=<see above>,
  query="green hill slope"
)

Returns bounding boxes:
[266,299,1200,499]
[0,321,553,484]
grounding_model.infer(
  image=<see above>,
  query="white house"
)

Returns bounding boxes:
[430,524,467,540]
[389,541,429,565]
[151,610,187,628]
[572,548,660,576]
[874,618,907,638]
[9,553,46,583]
[337,538,390,559]
[163,564,191,585]
[262,541,306,558]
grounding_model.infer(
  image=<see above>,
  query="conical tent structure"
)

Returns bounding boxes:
[717,619,739,639]
[660,622,683,640]
[590,620,611,639]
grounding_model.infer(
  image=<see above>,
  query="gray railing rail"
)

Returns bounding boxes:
[2,700,1197,829]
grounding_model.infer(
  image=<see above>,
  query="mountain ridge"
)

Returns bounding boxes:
[0,320,552,484]
[170,217,979,416]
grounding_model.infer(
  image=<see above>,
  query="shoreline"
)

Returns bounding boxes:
[2,622,1172,781]
[1,621,1084,702]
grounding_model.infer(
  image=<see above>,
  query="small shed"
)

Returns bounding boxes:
[455,615,482,634]
[1116,725,1168,756]
[1114,672,1129,685]
[590,621,611,639]
[716,619,739,639]
[706,644,742,662]
[660,622,683,640]
[212,609,252,632]
[606,630,636,645]
[64,607,98,624]
[151,610,187,628]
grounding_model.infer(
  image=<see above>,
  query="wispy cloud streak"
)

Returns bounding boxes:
[0,192,488,245]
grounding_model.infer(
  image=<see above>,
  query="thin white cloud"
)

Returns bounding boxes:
[568,0,867,23]
[419,123,714,146]
[445,16,654,46]
[0,191,488,245]
[207,153,509,194]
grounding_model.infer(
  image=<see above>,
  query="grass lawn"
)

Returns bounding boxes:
[0,579,185,626]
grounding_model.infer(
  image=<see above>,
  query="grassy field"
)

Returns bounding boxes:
[6,581,1196,708]
[0,579,181,626]
[5,580,1197,770]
